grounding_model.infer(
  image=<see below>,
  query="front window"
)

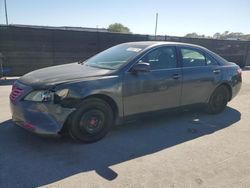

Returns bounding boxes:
[140,46,177,70]
[85,43,148,70]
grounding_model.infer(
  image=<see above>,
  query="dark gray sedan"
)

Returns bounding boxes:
[10,42,242,142]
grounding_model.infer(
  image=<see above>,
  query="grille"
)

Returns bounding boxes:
[10,85,24,102]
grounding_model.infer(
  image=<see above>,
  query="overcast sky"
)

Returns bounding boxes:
[0,0,250,36]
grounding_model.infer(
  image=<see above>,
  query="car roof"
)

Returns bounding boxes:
[122,41,228,66]
[123,41,207,50]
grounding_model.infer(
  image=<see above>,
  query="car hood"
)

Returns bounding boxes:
[19,63,113,88]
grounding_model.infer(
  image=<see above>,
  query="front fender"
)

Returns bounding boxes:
[54,76,124,117]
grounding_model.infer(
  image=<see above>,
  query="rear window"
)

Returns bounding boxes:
[181,48,206,67]
[207,50,228,65]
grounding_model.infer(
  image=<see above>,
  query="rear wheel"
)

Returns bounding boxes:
[206,85,229,114]
[69,98,114,143]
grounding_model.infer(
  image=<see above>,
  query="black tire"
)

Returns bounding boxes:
[206,85,229,114]
[68,98,114,143]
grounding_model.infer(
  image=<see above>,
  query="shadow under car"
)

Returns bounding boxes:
[0,106,241,187]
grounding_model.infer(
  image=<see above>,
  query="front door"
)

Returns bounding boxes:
[123,46,182,116]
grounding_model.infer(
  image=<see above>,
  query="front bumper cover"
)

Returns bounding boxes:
[10,99,74,136]
[9,82,74,136]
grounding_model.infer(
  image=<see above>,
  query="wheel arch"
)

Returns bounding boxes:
[211,82,232,102]
[84,94,119,119]
[59,94,119,135]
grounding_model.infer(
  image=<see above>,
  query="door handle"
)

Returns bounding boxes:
[172,73,181,79]
[213,69,221,74]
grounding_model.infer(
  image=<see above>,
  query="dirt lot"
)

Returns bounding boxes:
[1,70,250,188]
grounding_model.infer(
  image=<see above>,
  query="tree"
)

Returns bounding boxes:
[184,31,249,40]
[220,31,230,39]
[213,31,244,40]
[213,32,221,39]
[227,32,243,39]
[184,32,199,38]
[184,33,209,38]
[107,23,131,33]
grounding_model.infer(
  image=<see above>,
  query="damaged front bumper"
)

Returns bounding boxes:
[9,82,75,136]
[10,100,74,136]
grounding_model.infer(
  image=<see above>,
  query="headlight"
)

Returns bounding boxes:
[24,89,69,102]
[24,90,53,102]
[55,89,69,99]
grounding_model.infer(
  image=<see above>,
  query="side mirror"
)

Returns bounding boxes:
[131,62,150,73]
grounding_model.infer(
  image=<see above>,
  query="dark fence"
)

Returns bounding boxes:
[0,25,250,76]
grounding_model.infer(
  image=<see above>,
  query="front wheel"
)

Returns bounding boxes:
[68,98,114,143]
[206,85,229,114]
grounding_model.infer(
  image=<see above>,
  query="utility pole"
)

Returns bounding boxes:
[4,0,9,25]
[154,13,158,40]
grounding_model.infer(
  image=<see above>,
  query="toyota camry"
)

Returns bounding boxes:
[10,42,242,142]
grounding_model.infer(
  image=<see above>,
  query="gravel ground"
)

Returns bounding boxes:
[0,70,250,188]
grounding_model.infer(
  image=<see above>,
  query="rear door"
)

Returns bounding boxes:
[178,47,220,105]
[123,46,182,116]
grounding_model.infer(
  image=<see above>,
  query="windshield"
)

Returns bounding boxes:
[85,43,148,70]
